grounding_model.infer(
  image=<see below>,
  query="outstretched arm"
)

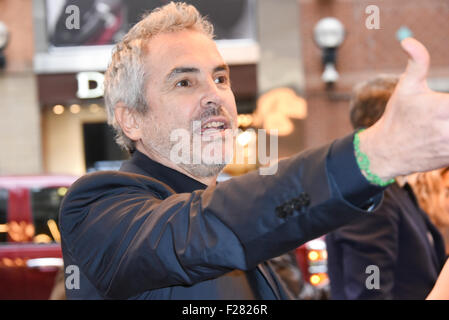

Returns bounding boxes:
[60,137,381,299]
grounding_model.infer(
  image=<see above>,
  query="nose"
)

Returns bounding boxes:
[200,78,223,109]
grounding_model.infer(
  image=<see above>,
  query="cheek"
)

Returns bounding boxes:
[223,93,238,122]
[153,95,189,122]
[162,98,201,135]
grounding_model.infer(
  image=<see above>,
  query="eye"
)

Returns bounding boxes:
[214,75,228,85]
[176,79,190,87]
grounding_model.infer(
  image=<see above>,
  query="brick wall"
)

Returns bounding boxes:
[0,0,42,174]
[298,0,449,149]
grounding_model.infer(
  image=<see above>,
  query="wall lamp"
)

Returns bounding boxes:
[313,17,345,85]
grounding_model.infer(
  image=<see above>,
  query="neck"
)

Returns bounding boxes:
[136,143,217,187]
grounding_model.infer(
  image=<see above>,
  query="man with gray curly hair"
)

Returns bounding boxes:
[103,2,231,180]
[104,2,215,154]
[60,2,449,299]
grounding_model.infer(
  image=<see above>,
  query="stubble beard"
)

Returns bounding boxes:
[142,113,233,179]
[183,133,228,178]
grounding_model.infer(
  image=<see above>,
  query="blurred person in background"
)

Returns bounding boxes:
[410,168,449,255]
[325,75,447,300]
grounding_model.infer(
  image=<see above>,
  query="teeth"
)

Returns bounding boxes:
[203,121,224,129]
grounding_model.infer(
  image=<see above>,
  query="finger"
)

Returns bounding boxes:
[400,37,430,89]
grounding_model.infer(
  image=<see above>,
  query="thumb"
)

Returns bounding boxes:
[400,37,430,89]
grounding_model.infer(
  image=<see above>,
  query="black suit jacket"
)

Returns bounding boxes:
[326,183,447,299]
[60,134,383,299]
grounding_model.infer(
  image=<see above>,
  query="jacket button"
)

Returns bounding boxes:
[293,193,310,212]
[297,192,310,206]
[283,202,295,216]
[276,206,287,218]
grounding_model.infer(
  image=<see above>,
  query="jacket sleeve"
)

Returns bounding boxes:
[325,192,400,300]
[59,133,383,299]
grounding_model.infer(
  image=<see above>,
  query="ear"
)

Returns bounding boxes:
[114,104,143,142]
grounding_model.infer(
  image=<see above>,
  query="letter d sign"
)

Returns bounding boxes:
[76,72,105,99]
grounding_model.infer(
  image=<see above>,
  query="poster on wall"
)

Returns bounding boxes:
[45,0,257,47]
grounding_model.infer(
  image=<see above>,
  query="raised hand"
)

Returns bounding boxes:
[359,38,449,181]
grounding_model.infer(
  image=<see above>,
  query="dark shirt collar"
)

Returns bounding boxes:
[130,150,207,193]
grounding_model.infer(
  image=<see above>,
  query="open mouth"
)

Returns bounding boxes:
[200,117,230,134]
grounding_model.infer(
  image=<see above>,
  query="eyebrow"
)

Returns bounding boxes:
[165,67,199,82]
[165,64,230,82]
[214,64,230,74]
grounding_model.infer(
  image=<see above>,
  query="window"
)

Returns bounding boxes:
[0,189,7,243]
[30,187,67,243]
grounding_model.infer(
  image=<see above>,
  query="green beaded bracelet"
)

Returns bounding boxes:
[354,129,395,187]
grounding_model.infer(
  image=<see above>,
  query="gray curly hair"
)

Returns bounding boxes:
[104,2,214,153]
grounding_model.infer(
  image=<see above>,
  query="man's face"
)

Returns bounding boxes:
[138,29,238,178]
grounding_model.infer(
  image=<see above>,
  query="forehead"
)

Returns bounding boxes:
[145,30,225,77]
